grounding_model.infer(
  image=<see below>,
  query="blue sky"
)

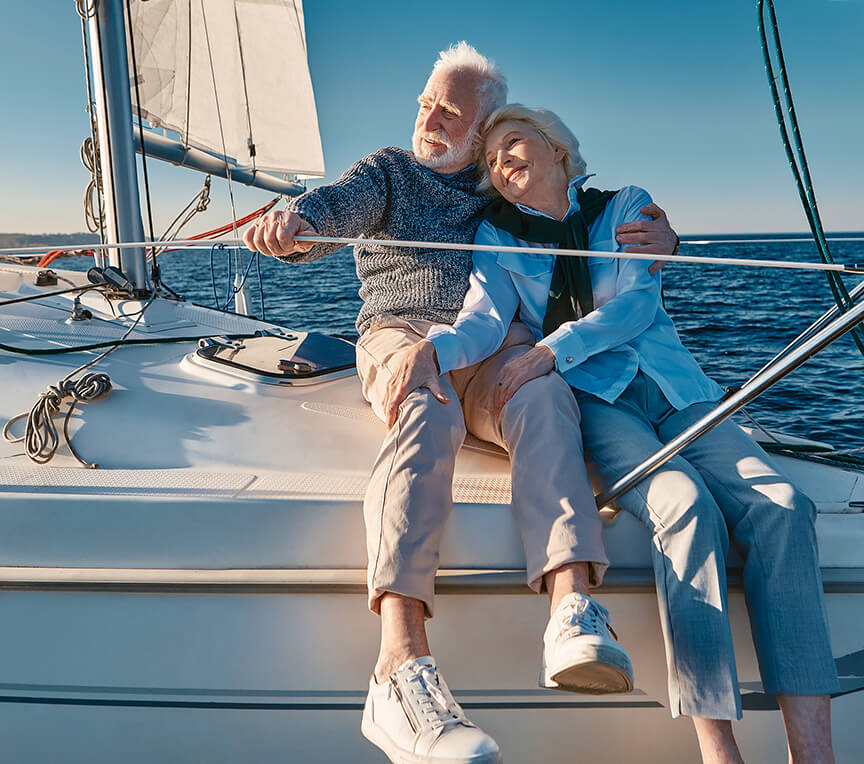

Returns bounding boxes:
[0,0,861,234]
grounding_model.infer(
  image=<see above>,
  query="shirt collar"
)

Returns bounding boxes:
[513,173,595,220]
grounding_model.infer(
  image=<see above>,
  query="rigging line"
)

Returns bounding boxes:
[0,332,259,357]
[758,0,864,356]
[91,8,120,254]
[184,0,192,147]
[2,237,864,274]
[159,178,210,241]
[209,242,232,309]
[74,0,98,20]
[199,0,244,300]
[255,247,266,321]
[0,284,110,308]
[79,10,105,245]
[124,0,156,257]
[233,0,256,172]
[763,1,832,261]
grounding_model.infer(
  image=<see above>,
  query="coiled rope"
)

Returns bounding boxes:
[3,291,158,468]
[758,0,864,357]
[3,374,111,467]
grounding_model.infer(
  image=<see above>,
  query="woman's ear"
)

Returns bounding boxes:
[553,147,565,163]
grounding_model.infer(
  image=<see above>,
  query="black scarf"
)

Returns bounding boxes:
[483,187,618,336]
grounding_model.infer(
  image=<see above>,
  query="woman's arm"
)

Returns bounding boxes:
[491,188,672,413]
[541,187,662,375]
[380,223,521,427]
[425,227,522,373]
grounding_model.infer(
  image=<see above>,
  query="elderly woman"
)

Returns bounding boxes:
[389,104,839,763]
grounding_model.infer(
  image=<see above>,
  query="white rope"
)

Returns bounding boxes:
[1,236,862,274]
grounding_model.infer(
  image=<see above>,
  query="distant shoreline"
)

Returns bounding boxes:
[0,233,100,249]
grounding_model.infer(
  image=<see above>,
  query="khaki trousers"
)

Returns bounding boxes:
[356,315,608,617]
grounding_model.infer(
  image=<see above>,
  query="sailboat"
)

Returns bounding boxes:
[0,1,862,762]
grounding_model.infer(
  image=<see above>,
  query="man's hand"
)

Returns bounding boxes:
[615,203,679,275]
[242,209,318,257]
[382,340,450,428]
[492,344,555,417]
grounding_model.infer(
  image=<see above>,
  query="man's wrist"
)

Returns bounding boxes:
[536,343,555,361]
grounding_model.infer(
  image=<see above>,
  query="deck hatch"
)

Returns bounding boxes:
[195,332,356,382]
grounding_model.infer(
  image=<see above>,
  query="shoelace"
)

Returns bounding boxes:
[408,665,463,730]
[559,598,618,641]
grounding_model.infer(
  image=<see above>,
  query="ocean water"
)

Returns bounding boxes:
[63,237,864,450]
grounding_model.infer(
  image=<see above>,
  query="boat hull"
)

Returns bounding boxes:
[2,267,862,761]
[0,572,861,763]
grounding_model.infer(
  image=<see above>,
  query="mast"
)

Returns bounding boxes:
[87,0,148,291]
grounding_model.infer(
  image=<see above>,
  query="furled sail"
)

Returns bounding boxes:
[127,0,325,178]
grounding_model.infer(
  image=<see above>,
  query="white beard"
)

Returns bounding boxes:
[412,128,475,171]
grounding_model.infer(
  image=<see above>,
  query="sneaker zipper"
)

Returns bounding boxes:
[390,675,419,733]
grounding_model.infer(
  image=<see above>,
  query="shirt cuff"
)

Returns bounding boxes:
[425,329,461,375]
[542,326,587,373]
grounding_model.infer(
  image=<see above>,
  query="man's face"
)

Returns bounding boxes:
[412,69,483,174]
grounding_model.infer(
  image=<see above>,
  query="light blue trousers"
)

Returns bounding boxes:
[575,372,839,719]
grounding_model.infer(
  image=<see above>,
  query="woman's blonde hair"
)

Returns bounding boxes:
[475,104,587,194]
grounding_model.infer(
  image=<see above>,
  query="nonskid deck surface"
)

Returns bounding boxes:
[1,263,863,571]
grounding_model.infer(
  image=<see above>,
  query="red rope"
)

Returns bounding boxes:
[160,197,279,252]
[35,198,279,268]
[36,250,71,268]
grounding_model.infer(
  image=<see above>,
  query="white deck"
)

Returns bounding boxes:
[1,262,863,762]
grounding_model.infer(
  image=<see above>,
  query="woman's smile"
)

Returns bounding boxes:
[503,166,525,183]
[484,118,570,217]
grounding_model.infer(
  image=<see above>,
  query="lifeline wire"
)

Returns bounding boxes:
[2,236,862,274]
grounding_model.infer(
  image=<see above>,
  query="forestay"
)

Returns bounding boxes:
[126,0,325,177]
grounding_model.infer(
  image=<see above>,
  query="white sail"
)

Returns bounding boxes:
[127,0,325,177]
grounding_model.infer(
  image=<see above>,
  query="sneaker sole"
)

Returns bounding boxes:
[361,713,502,764]
[541,645,634,695]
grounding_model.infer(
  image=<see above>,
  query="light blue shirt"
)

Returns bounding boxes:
[425,175,724,408]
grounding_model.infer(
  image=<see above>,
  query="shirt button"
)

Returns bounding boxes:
[565,356,574,364]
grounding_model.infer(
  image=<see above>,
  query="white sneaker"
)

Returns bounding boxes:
[540,592,634,694]
[361,656,501,764]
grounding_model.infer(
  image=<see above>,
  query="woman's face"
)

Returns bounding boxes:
[483,119,565,206]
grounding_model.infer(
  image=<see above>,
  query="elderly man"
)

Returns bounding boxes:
[244,43,678,764]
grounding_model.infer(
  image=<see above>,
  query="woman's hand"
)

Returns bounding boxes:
[493,344,556,417]
[382,340,450,428]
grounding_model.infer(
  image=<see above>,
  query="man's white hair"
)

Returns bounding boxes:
[431,41,507,121]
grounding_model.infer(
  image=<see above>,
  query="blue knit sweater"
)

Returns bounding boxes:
[284,147,490,335]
